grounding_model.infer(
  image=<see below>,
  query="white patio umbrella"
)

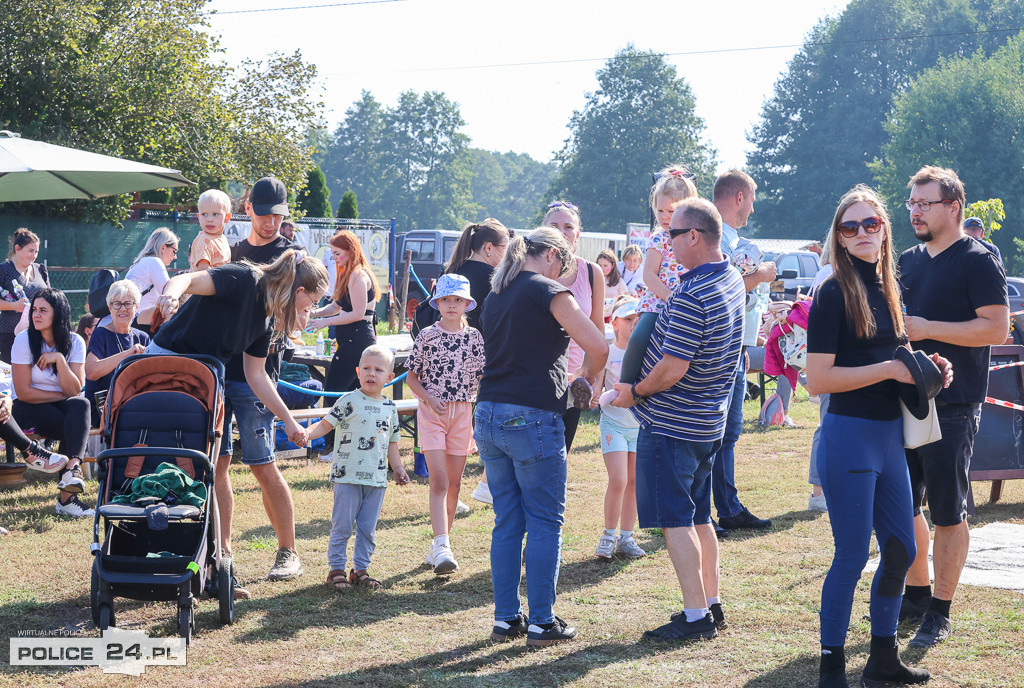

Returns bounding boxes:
[0,130,194,202]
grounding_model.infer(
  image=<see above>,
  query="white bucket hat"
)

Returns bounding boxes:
[429,274,477,311]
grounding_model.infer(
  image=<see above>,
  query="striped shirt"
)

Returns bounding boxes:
[631,259,745,442]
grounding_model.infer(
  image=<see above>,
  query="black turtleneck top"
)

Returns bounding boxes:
[807,255,903,421]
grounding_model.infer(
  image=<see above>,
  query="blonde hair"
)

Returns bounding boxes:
[621,244,643,263]
[826,185,905,340]
[248,250,329,341]
[197,188,231,212]
[491,228,574,294]
[360,344,395,371]
[650,164,697,213]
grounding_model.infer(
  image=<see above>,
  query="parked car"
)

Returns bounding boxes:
[393,230,462,320]
[762,249,821,301]
[1006,277,1024,344]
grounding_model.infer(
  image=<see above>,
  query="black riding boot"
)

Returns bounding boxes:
[861,635,930,687]
[818,645,849,688]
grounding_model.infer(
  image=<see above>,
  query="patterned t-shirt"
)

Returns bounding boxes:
[637,229,686,313]
[323,390,400,487]
[405,323,485,401]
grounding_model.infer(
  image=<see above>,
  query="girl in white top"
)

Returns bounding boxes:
[617,244,646,296]
[125,227,179,332]
[597,249,629,317]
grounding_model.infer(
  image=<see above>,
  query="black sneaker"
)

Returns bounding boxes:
[718,508,771,531]
[490,616,528,642]
[526,616,577,647]
[898,595,931,623]
[671,604,728,630]
[712,519,730,538]
[908,610,952,648]
[643,613,717,642]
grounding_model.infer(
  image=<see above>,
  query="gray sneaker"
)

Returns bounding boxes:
[614,536,647,559]
[595,533,617,559]
[808,493,828,512]
[908,610,953,648]
[268,548,304,581]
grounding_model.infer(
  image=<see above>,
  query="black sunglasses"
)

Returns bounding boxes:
[838,217,884,238]
[668,227,710,238]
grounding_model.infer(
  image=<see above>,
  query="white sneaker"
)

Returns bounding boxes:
[424,543,436,568]
[808,493,828,512]
[0,525,9,535]
[471,482,492,505]
[432,543,459,575]
[614,536,647,559]
[55,494,95,518]
[57,466,86,494]
[455,500,470,516]
[782,415,797,428]
[594,533,617,559]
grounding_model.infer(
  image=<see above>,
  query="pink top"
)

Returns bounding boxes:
[565,257,593,377]
[636,229,686,313]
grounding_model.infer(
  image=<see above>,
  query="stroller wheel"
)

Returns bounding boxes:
[98,605,114,631]
[178,604,193,645]
[218,557,234,625]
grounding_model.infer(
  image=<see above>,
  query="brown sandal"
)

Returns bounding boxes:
[348,569,383,590]
[326,569,352,590]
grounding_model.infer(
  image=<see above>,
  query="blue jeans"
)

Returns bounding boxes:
[474,401,567,625]
[711,363,746,519]
[635,427,719,528]
[220,378,276,466]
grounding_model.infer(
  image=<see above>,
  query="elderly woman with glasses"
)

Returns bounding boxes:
[84,280,149,428]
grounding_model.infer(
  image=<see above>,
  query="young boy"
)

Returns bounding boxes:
[189,189,233,272]
[308,344,410,590]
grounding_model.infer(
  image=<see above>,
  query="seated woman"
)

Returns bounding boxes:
[84,280,149,428]
[11,289,92,518]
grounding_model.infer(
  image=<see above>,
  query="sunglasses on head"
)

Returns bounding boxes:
[547,201,578,212]
[838,217,884,238]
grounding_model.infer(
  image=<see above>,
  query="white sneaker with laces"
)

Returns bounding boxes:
[57,466,85,493]
[455,500,470,516]
[55,494,94,518]
[471,482,492,505]
[424,543,436,568]
[595,533,617,559]
[432,543,459,575]
[808,493,828,512]
[615,536,647,559]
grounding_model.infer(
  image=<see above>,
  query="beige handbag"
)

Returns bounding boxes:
[900,397,941,449]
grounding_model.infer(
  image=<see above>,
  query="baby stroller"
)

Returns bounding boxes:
[90,354,232,643]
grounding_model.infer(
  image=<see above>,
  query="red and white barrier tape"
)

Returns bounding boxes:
[989,360,1024,371]
[1010,310,1024,317]
[986,396,1024,412]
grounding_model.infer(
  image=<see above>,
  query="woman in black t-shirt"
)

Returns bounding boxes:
[152,249,328,447]
[475,227,607,646]
[0,228,49,363]
[806,186,946,688]
[444,218,511,331]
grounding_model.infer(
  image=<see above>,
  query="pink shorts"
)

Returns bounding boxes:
[417,400,476,455]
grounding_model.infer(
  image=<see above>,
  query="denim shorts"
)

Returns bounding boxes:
[220,378,276,466]
[599,416,639,454]
[635,427,720,528]
[906,403,980,527]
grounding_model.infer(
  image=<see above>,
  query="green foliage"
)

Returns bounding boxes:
[469,149,556,228]
[964,199,1006,236]
[297,166,332,218]
[546,45,717,234]
[747,0,1024,239]
[0,0,322,225]
[871,32,1024,265]
[337,190,359,219]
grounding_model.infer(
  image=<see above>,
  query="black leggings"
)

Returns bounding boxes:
[0,332,15,365]
[325,321,376,393]
[0,414,34,454]
[12,397,90,459]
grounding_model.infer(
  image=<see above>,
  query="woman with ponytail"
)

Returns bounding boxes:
[444,218,511,330]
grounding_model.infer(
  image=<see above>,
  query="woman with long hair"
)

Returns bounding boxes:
[308,230,380,393]
[444,218,511,330]
[476,227,607,646]
[806,185,945,688]
[0,228,50,363]
[125,227,179,334]
[597,249,628,314]
[11,288,92,517]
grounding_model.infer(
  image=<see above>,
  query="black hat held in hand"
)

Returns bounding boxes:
[894,347,944,420]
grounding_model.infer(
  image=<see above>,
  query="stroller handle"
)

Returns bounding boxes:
[96,447,214,472]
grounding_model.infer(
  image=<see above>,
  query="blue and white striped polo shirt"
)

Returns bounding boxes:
[631,259,745,442]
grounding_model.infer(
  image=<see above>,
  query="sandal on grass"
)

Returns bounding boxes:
[326,569,352,590]
[348,569,382,590]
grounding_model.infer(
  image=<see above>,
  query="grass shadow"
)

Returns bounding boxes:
[742,640,870,688]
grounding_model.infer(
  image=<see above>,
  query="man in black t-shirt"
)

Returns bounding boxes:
[898,166,1009,649]
[218,177,303,591]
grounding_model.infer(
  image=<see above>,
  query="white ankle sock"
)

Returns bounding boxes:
[706,596,720,606]
[603,528,616,537]
[683,608,709,623]
[433,534,449,548]
[619,530,633,540]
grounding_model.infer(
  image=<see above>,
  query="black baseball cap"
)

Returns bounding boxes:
[964,216,984,229]
[250,177,289,216]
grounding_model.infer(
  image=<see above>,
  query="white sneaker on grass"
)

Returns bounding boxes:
[615,536,647,559]
[595,533,617,559]
[471,482,492,505]
[55,494,94,518]
[808,493,828,512]
[432,543,459,575]
[455,500,470,516]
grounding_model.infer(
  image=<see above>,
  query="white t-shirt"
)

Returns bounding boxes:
[10,330,86,399]
[125,256,169,313]
[599,343,640,428]
[810,264,834,296]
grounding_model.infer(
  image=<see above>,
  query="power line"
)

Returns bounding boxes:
[214,0,406,16]
[321,25,1024,76]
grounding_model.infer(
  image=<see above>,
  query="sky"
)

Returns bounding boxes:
[204,0,849,173]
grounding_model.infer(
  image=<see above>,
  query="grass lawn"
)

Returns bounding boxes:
[2,390,1023,687]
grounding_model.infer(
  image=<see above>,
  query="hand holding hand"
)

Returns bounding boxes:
[286,420,308,447]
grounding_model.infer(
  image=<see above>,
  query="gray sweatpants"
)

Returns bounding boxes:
[328,482,386,571]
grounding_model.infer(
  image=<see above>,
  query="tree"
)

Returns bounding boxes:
[469,149,556,228]
[337,190,359,219]
[546,45,717,234]
[297,166,332,218]
[871,32,1024,268]
[322,91,387,216]
[747,0,1024,239]
[964,199,1006,239]
[0,0,322,224]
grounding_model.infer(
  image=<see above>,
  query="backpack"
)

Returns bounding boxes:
[758,392,785,426]
[87,269,119,318]
[779,324,808,370]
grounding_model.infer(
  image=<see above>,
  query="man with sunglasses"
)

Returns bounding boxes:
[612,198,745,640]
[709,170,776,535]
[897,165,1008,648]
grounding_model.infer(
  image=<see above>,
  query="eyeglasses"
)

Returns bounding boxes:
[668,227,710,238]
[547,201,579,212]
[904,199,953,211]
[165,244,179,254]
[838,217,884,238]
[110,301,137,311]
